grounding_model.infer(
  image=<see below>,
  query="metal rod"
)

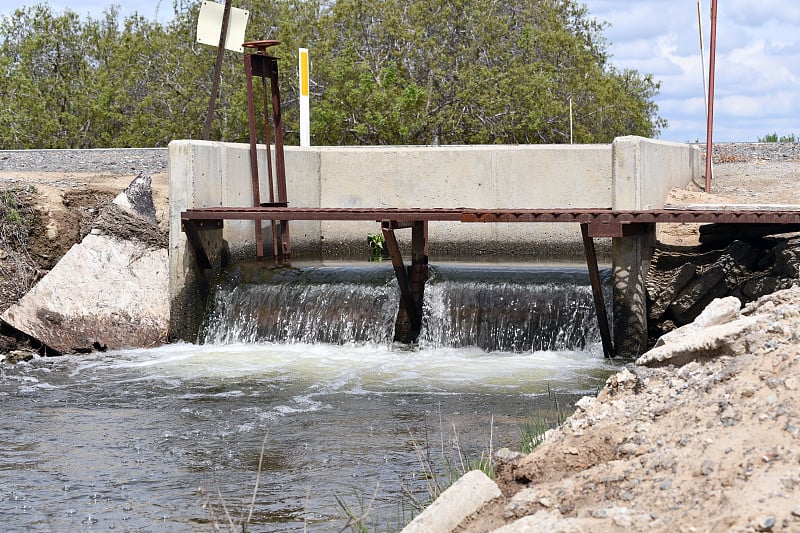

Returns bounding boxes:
[244,53,264,260]
[581,223,614,358]
[382,225,422,337]
[705,0,718,192]
[259,59,279,261]
[268,58,291,259]
[409,221,429,333]
[203,0,233,140]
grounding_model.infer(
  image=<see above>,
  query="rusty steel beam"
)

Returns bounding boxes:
[243,51,265,260]
[182,219,220,270]
[183,207,466,222]
[243,40,290,262]
[183,207,800,228]
[580,224,613,358]
[382,224,422,342]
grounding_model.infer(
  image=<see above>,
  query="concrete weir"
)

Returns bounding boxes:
[168,136,703,357]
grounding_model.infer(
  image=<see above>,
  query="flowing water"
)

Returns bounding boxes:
[0,262,621,532]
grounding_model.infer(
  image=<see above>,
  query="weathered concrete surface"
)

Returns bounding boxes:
[169,141,614,261]
[611,136,703,356]
[168,137,702,345]
[400,470,502,533]
[0,175,168,354]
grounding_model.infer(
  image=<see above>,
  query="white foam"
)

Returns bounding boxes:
[96,341,615,395]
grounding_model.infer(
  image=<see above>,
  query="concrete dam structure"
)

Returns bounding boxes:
[168,136,703,357]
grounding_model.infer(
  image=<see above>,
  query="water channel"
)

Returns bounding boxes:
[0,262,622,531]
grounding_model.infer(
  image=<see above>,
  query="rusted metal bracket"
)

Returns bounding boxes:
[243,40,291,262]
[580,223,613,358]
[381,220,428,343]
[587,221,655,238]
[182,219,221,270]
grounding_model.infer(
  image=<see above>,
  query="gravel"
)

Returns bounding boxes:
[0,143,797,174]
[0,148,168,175]
[702,142,800,163]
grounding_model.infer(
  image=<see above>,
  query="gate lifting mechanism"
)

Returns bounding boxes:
[243,39,290,262]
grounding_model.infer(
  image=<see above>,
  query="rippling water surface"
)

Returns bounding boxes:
[0,263,621,531]
[0,342,619,531]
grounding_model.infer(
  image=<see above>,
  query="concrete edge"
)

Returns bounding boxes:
[400,470,502,533]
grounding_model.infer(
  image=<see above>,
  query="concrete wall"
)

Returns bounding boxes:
[168,136,703,351]
[169,141,613,261]
[611,136,704,355]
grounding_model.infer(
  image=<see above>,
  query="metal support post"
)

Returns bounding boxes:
[243,39,291,262]
[581,223,614,358]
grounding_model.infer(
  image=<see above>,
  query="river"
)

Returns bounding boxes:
[0,263,621,531]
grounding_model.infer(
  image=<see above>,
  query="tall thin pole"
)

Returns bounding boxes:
[299,48,310,147]
[704,0,718,192]
[569,97,573,144]
[203,0,233,140]
[697,0,708,115]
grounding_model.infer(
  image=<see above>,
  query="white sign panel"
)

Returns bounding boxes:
[196,0,250,53]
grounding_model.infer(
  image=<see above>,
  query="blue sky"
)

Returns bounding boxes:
[2,0,798,143]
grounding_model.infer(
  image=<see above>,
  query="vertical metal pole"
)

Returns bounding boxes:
[382,224,421,341]
[409,221,429,322]
[269,58,291,259]
[705,0,718,192]
[203,0,233,140]
[581,224,614,358]
[259,64,279,261]
[244,53,264,260]
[299,48,310,147]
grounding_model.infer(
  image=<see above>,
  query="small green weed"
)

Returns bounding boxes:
[759,132,797,143]
[518,417,550,454]
[367,232,385,261]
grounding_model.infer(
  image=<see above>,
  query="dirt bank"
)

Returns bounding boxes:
[453,144,800,531]
[0,149,168,356]
[457,285,800,532]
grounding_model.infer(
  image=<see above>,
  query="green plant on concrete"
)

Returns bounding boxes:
[367,232,385,261]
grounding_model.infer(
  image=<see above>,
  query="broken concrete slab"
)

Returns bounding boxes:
[400,470,502,533]
[0,174,168,354]
[636,315,760,367]
[0,233,168,354]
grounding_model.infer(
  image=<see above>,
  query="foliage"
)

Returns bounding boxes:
[759,132,797,143]
[0,0,665,149]
[518,417,550,453]
[367,232,385,260]
[0,188,39,301]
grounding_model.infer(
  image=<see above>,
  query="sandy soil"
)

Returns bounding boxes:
[457,153,800,532]
[459,285,800,532]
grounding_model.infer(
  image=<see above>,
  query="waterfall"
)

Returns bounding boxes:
[199,263,609,353]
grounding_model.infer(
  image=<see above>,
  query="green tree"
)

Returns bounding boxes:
[0,0,666,148]
[288,0,666,144]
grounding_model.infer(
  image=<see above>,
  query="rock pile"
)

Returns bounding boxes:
[429,286,800,531]
[647,233,800,345]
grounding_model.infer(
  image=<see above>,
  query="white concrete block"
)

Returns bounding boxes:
[401,470,502,533]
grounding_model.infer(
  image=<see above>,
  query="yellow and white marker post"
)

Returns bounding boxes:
[299,48,310,147]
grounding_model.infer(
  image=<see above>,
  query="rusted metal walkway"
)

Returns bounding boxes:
[181,205,800,358]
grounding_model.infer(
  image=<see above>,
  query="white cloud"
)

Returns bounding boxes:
[584,0,800,142]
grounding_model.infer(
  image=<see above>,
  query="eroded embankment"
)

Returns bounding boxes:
[413,287,800,532]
